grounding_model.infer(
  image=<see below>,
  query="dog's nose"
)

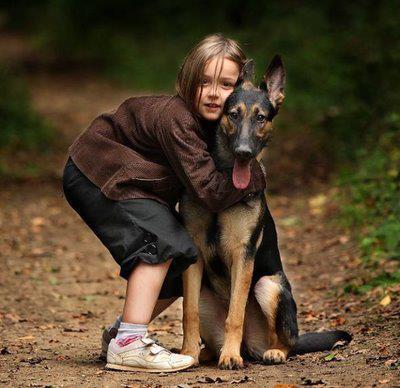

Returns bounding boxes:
[234,146,253,160]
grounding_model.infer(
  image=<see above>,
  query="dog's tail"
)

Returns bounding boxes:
[289,330,352,356]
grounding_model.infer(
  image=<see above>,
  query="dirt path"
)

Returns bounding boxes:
[0,181,398,387]
[0,72,399,387]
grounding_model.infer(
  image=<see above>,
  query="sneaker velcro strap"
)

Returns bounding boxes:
[149,343,169,355]
[141,337,155,345]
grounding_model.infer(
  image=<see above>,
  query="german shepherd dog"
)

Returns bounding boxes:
[179,56,351,369]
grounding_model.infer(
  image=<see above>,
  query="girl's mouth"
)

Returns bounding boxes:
[205,103,221,110]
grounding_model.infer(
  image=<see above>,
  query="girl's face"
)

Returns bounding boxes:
[195,56,240,121]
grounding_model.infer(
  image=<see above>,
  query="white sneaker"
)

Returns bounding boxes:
[106,335,195,373]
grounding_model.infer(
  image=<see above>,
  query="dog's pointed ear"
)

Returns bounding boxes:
[260,55,285,110]
[237,59,255,86]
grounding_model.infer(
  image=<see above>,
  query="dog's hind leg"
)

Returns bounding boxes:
[242,295,270,360]
[252,273,298,364]
[198,286,227,360]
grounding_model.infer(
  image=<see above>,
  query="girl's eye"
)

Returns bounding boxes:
[202,79,209,85]
[229,111,238,120]
[222,82,233,88]
[256,114,266,123]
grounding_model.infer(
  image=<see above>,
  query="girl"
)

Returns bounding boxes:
[62,33,266,373]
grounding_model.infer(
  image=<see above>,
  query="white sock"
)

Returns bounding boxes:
[115,322,148,347]
[107,315,122,332]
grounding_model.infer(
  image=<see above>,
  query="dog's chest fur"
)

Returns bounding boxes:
[181,196,263,300]
[180,126,266,299]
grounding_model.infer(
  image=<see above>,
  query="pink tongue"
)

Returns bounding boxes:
[233,159,251,189]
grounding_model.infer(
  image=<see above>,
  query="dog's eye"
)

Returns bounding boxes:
[256,114,266,123]
[229,112,238,120]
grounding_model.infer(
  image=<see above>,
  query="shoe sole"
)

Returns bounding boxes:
[105,362,195,373]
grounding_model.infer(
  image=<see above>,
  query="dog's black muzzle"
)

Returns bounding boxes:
[234,145,253,160]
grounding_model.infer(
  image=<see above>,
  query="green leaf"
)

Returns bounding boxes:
[325,353,336,361]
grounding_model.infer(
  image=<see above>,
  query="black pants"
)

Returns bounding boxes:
[62,157,198,299]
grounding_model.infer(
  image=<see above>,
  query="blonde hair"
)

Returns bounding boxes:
[176,33,246,115]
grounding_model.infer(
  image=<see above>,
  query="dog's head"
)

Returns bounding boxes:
[220,55,286,189]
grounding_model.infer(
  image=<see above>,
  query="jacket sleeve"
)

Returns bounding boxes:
[156,111,266,213]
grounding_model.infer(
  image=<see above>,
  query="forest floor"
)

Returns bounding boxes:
[0,43,399,387]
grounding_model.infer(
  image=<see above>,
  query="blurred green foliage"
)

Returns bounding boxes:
[0,67,52,151]
[2,1,399,160]
[1,1,399,277]
[343,271,400,295]
[339,121,399,290]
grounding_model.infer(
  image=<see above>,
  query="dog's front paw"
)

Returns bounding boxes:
[180,345,200,365]
[263,349,286,364]
[218,354,244,369]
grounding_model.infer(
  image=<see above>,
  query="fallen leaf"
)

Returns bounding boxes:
[81,311,95,318]
[380,295,391,307]
[304,313,319,322]
[20,356,45,364]
[18,335,35,341]
[331,317,346,327]
[31,217,46,227]
[384,359,397,367]
[5,313,22,323]
[324,353,336,361]
[0,347,11,355]
[197,376,227,384]
[79,295,95,302]
[63,327,86,332]
[275,385,296,388]
[230,376,255,384]
[31,248,45,257]
[332,340,349,350]
[39,324,56,330]
[309,194,327,208]
[300,377,326,386]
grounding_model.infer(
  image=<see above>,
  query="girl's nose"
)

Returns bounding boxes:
[207,84,220,99]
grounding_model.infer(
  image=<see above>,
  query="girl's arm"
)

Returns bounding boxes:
[156,110,266,213]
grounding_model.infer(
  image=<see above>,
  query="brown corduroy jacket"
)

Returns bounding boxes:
[68,95,266,212]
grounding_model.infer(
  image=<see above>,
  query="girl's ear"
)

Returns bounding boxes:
[236,59,255,86]
[260,55,286,111]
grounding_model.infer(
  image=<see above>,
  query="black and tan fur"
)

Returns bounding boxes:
[180,56,351,369]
